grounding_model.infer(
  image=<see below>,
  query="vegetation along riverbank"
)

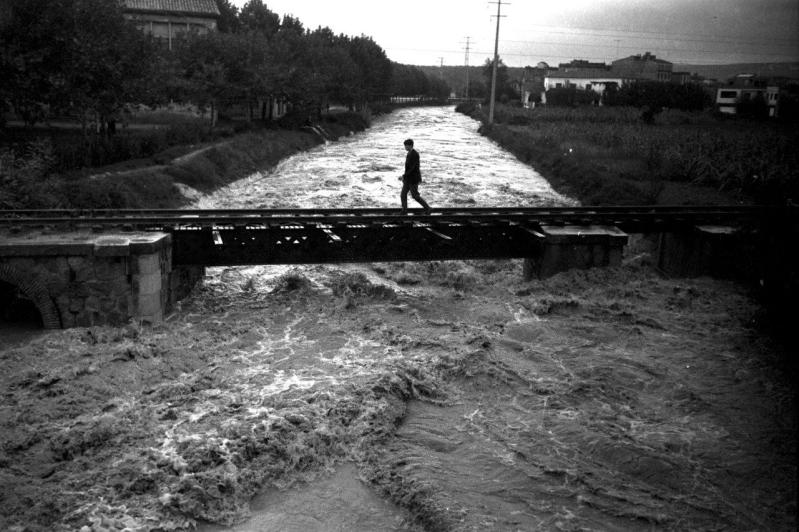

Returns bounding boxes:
[457,102,799,206]
[0,111,370,210]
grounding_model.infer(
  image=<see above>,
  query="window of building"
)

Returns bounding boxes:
[719,90,737,98]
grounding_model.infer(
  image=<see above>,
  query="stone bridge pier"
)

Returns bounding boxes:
[0,231,203,329]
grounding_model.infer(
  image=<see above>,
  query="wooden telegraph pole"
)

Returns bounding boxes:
[488,0,507,124]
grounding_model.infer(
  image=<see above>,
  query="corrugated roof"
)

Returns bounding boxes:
[122,0,220,16]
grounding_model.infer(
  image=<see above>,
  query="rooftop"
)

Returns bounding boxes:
[546,69,623,80]
[613,52,672,65]
[121,0,220,16]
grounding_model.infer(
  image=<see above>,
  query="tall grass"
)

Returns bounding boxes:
[459,103,799,204]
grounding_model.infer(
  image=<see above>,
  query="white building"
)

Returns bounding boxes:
[542,70,623,104]
[716,74,780,116]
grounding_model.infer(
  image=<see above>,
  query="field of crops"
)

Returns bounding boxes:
[464,104,799,205]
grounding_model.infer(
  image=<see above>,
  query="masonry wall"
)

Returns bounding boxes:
[0,232,203,329]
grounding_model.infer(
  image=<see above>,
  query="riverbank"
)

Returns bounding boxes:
[456,102,798,206]
[0,112,370,210]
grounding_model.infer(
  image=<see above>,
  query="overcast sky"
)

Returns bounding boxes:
[232,0,799,67]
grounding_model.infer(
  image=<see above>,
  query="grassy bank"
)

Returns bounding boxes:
[457,103,799,205]
[0,112,369,209]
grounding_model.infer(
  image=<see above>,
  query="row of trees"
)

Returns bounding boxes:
[542,81,712,112]
[0,0,450,132]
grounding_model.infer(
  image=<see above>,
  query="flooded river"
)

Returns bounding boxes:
[1,107,793,532]
[190,107,794,531]
[195,106,574,210]
[195,105,579,531]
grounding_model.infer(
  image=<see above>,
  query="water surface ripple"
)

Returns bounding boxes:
[196,106,575,209]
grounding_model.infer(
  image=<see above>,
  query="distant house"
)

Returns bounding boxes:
[716,74,779,116]
[542,70,623,104]
[519,63,552,106]
[611,52,673,82]
[122,0,220,50]
[671,71,691,84]
[558,59,609,72]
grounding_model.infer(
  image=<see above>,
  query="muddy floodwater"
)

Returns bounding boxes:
[195,106,575,209]
[0,107,795,531]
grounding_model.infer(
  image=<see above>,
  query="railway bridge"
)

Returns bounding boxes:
[1,206,796,328]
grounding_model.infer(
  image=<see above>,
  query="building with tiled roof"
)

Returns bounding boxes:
[541,70,624,105]
[122,0,220,50]
[544,70,623,91]
[558,59,610,73]
[611,52,673,82]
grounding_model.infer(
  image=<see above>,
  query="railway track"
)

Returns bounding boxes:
[0,205,794,234]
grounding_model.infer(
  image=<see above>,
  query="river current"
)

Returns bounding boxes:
[196,106,576,531]
[192,108,793,532]
[195,106,574,210]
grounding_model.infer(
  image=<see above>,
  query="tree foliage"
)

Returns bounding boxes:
[390,64,449,98]
[214,0,240,33]
[1,0,450,132]
[1,0,156,131]
[608,80,712,111]
[482,57,518,103]
[545,87,599,107]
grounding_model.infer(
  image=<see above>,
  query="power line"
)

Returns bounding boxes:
[520,23,799,46]
[384,44,799,62]
[497,40,799,56]
[502,33,799,50]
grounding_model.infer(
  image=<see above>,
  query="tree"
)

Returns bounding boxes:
[610,81,712,111]
[0,0,157,133]
[280,14,304,35]
[302,28,359,115]
[214,0,240,33]
[346,36,392,108]
[239,0,279,37]
[482,57,517,102]
[174,31,251,125]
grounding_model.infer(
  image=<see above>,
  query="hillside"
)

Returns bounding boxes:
[674,61,799,81]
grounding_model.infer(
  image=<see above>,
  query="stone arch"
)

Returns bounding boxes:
[0,264,62,329]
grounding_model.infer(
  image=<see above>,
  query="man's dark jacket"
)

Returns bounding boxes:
[403,149,422,184]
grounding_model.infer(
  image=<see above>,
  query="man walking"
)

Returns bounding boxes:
[399,138,432,214]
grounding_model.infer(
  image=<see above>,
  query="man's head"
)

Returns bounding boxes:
[404,139,414,151]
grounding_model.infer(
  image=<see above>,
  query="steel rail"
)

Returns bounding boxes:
[0,205,774,218]
[0,205,785,228]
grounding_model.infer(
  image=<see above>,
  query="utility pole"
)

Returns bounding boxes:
[488,0,507,124]
[464,36,471,101]
[438,57,444,80]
